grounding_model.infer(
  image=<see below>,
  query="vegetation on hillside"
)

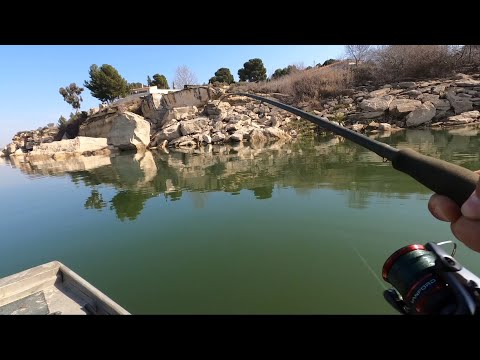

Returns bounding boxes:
[209,68,234,84]
[59,83,84,112]
[238,58,267,82]
[148,74,169,89]
[84,64,129,103]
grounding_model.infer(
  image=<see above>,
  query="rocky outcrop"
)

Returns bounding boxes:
[6,74,480,160]
[148,95,294,150]
[80,111,150,151]
[5,125,59,156]
[336,73,480,131]
[27,137,109,160]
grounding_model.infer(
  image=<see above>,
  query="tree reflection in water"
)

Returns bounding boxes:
[8,127,480,221]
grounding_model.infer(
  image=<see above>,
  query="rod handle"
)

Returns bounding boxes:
[391,148,479,207]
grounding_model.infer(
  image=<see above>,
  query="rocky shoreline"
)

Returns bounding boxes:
[2,73,480,161]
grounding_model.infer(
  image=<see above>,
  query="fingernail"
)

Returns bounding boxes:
[461,191,480,220]
[429,202,449,221]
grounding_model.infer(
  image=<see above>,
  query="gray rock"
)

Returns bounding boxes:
[398,82,417,89]
[226,123,240,132]
[452,100,473,114]
[168,136,196,148]
[358,96,394,112]
[454,73,470,80]
[435,99,451,111]
[455,79,480,87]
[405,102,436,127]
[389,99,422,114]
[369,88,390,97]
[403,90,422,97]
[446,90,474,114]
[152,123,181,144]
[211,132,226,143]
[431,84,446,95]
[230,132,243,142]
[213,121,225,131]
[446,111,480,124]
[418,94,439,104]
[471,98,480,106]
[201,134,212,144]
[180,118,209,136]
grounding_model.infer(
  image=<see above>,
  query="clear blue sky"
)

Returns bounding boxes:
[0,45,345,147]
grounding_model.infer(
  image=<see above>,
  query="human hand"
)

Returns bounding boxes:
[428,170,480,252]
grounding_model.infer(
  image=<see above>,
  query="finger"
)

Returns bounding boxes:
[451,217,480,253]
[460,171,480,220]
[428,194,462,222]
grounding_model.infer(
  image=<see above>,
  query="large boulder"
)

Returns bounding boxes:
[405,102,436,127]
[446,90,473,114]
[80,111,150,151]
[108,112,150,151]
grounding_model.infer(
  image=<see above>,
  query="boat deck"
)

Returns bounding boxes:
[0,261,129,315]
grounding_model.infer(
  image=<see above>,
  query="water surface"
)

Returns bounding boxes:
[1,127,479,314]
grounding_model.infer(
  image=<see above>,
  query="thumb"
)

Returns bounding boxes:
[461,171,480,220]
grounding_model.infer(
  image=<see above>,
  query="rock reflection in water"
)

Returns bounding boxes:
[7,128,480,221]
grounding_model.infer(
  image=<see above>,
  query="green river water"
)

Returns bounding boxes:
[1,127,479,314]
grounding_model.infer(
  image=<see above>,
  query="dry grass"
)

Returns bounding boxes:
[231,46,480,100]
[233,63,352,102]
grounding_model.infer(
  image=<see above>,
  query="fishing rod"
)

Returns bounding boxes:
[236,92,480,315]
[236,92,479,207]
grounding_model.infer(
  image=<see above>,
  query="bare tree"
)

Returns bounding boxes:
[173,65,198,89]
[291,61,306,71]
[345,45,372,65]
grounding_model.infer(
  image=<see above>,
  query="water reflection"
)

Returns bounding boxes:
[6,127,480,221]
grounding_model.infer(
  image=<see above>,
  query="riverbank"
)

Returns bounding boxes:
[2,73,480,161]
